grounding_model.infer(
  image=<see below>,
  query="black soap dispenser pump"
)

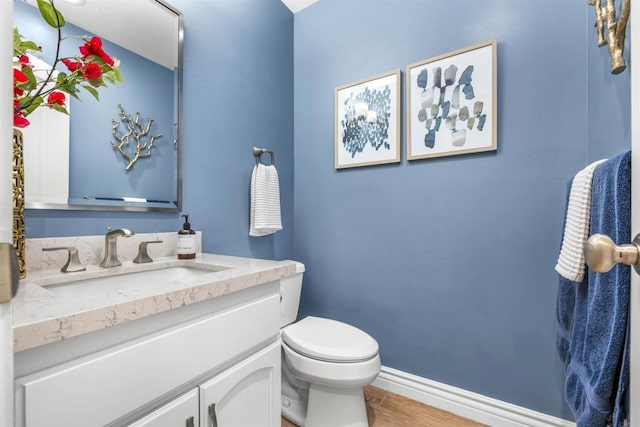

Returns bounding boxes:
[177,214,196,259]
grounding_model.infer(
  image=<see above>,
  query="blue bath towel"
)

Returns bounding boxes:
[557,150,630,427]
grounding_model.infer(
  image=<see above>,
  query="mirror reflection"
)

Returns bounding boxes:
[14,0,182,212]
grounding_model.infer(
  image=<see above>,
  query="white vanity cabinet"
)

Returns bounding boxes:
[14,282,282,427]
[126,341,281,427]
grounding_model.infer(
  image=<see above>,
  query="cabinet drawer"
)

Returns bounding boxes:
[15,293,279,427]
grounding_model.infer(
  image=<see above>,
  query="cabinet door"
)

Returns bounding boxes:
[127,389,199,427]
[200,342,281,427]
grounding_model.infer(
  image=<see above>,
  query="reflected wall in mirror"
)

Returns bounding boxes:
[14,0,182,212]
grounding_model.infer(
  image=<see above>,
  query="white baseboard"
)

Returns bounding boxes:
[372,366,575,427]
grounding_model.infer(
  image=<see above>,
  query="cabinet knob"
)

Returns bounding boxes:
[208,403,218,427]
[185,416,195,427]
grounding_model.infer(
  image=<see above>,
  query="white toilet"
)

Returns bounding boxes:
[280,264,381,427]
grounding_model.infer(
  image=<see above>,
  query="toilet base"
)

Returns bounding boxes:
[305,383,368,427]
[281,388,307,426]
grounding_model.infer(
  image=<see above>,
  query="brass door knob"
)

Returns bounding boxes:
[584,233,640,274]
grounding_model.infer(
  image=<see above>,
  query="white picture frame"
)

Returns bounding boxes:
[407,40,497,160]
[335,69,401,169]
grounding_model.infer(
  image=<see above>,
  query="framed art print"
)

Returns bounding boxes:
[407,40,497,160]
[335,69,401,169]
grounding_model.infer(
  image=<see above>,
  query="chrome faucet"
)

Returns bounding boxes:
[100,227,134,268]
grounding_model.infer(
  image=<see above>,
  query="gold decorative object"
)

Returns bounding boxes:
[111,104,162,171]
[588,0,630,74]
[12,129,26,279]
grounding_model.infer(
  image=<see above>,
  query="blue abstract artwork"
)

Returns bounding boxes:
[407,41,496,160]
[341,86,392,158]
[335,70,400,169]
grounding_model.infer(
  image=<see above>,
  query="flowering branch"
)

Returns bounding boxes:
[13,0,123,128]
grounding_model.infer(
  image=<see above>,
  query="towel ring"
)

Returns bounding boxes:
[253,147,275,166]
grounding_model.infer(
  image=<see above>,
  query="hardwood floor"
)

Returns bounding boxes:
[281,385,484,426]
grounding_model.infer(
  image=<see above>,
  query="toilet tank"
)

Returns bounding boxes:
[280,262,305,328]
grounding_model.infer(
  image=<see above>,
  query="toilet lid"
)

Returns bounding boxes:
[281,316,379,362]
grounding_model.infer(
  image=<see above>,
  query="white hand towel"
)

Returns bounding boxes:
[555,159,606,282]
[250,163,282,237]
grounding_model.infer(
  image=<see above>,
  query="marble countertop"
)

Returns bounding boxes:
[13,253,301,352]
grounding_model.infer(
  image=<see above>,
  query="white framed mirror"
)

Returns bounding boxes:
[14,0,183,212]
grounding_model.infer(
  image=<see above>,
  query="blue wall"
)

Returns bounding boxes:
[23,0,295,262]
[586,8,630,161]
[293,0,629,420]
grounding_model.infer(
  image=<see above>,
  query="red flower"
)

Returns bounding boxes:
[82,62,102,80]
[47,91,66,105]
[99,51,114,67]
[18,55,29,65]
[14,68,30,98]
[79,36,102,57]
[13,113,29,128]
[13,68,29,84]
[61,58,79,72]
[79,36,114,66]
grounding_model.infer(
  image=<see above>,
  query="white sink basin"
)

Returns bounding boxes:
[36,261,231,296]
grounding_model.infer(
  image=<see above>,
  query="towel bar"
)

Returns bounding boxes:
[253,147,275,166]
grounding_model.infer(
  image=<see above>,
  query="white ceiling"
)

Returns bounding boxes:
[23,0,316,69]
[281,0,320,13]
[23,0,179,70]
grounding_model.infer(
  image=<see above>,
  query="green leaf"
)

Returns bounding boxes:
[18,67,37,91]
[13,29,40,57]
[24,96,43,115]
[60,89,80,100]
[13,28,22,51]
[20,41,39,52]
[111,67,123,83]
[84,55,106,66]
[102,68,122,84]
[86,77,106,88]
[49,103,68,114]
[81,84,100,101]
[103,70,122,85]
[36,0,65,28]
[56,72,67,83]
[58,83,79,96]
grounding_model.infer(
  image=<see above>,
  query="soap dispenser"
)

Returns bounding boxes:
[177,214,196,259]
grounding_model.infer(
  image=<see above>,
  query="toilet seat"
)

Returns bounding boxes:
[282,342,381,388]
[281,316,379,362]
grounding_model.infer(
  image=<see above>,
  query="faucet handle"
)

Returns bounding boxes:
[42,246,86,273]
[133,240,163,264]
